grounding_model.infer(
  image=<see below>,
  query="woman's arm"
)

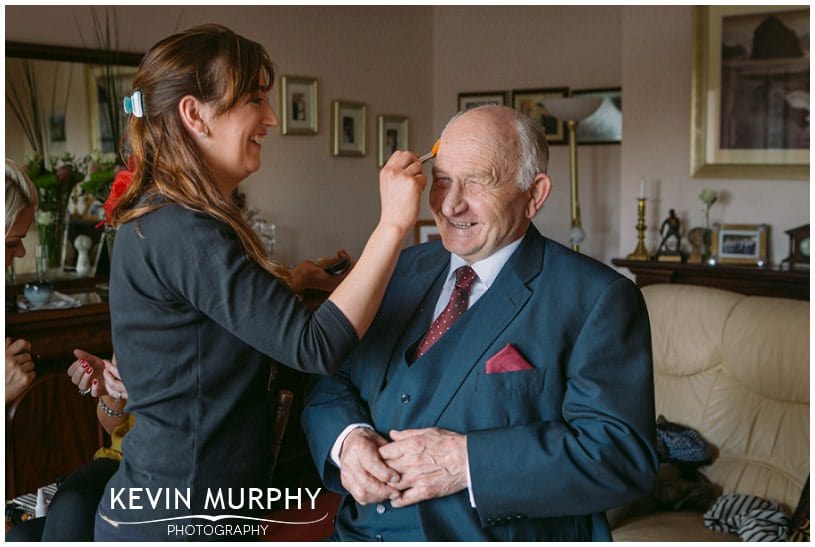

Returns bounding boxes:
[327,151,426,337]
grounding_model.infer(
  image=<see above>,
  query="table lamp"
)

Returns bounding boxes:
[540,97,602,252]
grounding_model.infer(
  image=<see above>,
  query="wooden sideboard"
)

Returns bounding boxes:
[611,259,810,301]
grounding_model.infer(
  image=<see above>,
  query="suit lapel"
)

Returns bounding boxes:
[366,244,449,401]
[423,226,546,425]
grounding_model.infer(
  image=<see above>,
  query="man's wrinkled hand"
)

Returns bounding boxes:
[339,428,401,506]
[378,427,468,508]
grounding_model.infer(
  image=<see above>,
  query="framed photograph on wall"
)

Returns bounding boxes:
[331,100,366,157]
[711,223,769,266]
[414,220,440,245]
[572,88,622,145]
[377,115,409,167]
[511,87,569,145]
[690,6,808,179]
[279,75,318,135]
[457,91,506,112]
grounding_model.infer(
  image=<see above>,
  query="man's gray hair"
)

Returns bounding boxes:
[6,159,38,237]
[511,111,549,190]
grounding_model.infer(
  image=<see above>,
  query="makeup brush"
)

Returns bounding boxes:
[419,139,440,164]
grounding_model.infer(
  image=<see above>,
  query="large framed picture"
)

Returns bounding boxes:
[457,91,506,112]
[511,87,569,145]
[711,223,769,266]
[414,220,440,245]
[331,100,366,157]
[572,88,622,145]
[377,115,408,167]
[690,6,809,179]
[279,75,318,135]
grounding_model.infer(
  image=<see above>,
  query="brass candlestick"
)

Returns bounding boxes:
[627,197,650,260]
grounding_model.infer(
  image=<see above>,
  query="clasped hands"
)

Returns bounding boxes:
[339,427,468,508]
[67,349,127,400]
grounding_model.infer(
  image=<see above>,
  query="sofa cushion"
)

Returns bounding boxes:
[611,510,737,541]
[642,284,809,511]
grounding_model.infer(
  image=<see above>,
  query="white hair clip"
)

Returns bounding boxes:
[123,90,144,118]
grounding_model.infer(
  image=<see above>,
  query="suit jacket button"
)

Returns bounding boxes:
[400,393,410,404]
[375,534,383,541]
[376,503,386,515]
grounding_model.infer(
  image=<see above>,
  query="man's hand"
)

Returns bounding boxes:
[379,427,468,508]
[339,427,401,505]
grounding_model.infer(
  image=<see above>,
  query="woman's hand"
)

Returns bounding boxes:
[5,337,35,404]
[378,151,427,235]
[67,349,108,397]
[290,250,352,294]
[102,357,127,401]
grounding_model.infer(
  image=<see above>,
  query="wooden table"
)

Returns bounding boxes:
[611,259,809,300]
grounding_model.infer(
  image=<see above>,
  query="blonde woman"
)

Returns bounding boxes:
[5,159,37,404]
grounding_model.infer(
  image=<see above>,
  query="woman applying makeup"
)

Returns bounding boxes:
[94,24,426,540]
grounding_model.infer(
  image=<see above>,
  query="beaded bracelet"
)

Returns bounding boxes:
[98,396,126,417]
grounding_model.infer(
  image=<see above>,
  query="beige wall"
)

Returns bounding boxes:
[6,5,808,274]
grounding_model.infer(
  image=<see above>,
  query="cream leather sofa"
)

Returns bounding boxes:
[611,284,809,541]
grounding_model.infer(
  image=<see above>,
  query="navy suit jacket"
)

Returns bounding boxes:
[302,225,657,541]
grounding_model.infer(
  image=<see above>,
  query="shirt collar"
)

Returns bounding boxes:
[447,234,525,290]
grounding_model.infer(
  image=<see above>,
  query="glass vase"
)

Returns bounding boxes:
[701,211,715,265]
[36,217,64,269]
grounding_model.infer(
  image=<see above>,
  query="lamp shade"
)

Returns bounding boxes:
[541,97,602,122]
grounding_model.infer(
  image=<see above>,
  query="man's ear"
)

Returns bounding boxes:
[525,173,552,219]
[178,95,210,137]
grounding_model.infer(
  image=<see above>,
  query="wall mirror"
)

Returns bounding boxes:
[6,41,142,276]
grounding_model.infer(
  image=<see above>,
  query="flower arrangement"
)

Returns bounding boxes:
[25,153,87,267]
[102,164,135,225]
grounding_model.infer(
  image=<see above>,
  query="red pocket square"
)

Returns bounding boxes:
[485,343,534,374]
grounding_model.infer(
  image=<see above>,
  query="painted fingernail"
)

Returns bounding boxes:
[389,492,399,500]
[389,475,399,484]
[92,379,98,385]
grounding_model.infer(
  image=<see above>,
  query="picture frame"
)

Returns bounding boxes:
[511,87,569,145]
[279,75,318,135]
[690,6,809,179]
[572,87,622,145]
[87,65,137,153]
[414,220,440,245]
[377,115,409,167]
[711,223,769,266]
[331,100,366,157]
[457,91,507,112]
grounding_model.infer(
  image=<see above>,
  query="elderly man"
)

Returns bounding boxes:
[302,105,657,541]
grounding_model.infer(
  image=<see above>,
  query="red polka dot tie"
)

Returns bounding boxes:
[414,266,478,360]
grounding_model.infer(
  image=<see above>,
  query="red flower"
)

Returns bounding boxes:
[101,169,134,226]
